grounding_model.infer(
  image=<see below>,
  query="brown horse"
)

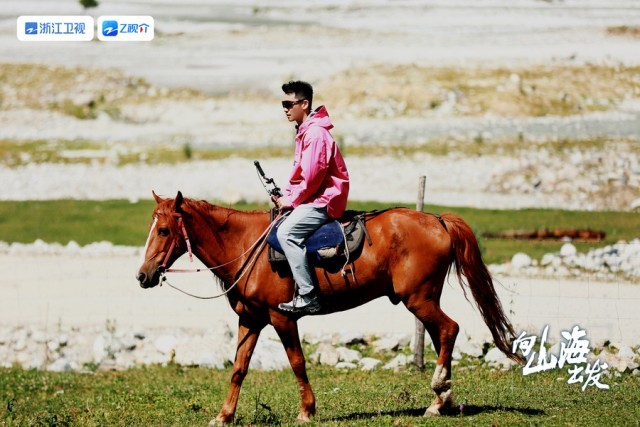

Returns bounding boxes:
[136,191,520,425]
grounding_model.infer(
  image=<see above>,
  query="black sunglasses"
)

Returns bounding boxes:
[281,99,306,109]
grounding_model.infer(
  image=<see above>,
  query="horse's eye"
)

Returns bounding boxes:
[158,228,170,236]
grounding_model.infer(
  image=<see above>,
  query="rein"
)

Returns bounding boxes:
[150,211,284,299]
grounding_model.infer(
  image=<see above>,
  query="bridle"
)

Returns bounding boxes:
[144,210,285,299]
[160,212,193,272]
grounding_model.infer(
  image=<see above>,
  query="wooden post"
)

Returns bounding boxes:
[413,176,426,370]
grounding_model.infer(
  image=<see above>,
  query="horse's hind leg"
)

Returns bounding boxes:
[404,296,459,417]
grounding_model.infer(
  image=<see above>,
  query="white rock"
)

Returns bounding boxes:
[383,354,411,370]
[335,362,358,369]
[549,342,562,356]
[314,342,340,366]
[14,338,27,352]
[597,352,630,372]
[540,253,556,266]
[47,340,60,353]
[66,241,81,253]
[250,339,289,370]
[360,357,382,371]
[511,253,532,269]
[93,335,107,361]
[57,334,69,347]
[560,243,577,257]
[32,330,48,344]
[154,334,178,355]
[336,346,362,363]
[617,346,636,360]
[484,347,515,368]
[198,352,226,369]
[47,358,72,372]
[333,331,367,346]
[25,357,45,370]
[372,337,400,352]
[114,352,136,370]
[119,335,138,351]
[173,340,226,369]
[458,341,483,358]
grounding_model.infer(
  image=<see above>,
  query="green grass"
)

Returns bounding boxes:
[0,200,638,265]
[0,139,293,167]
[0,363,637,426]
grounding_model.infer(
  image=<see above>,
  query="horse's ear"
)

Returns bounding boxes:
[152,190,163,204]
[174,191,184,212]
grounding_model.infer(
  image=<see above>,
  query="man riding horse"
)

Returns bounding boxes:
[275,80,350,315]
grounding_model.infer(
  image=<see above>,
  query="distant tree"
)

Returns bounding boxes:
[79,0,99,10]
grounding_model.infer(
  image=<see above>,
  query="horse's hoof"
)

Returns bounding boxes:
[424,406,441,417]
[296,413,312,424]
[209,415,233,426]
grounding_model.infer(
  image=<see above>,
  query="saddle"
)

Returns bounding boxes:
[266,209,372,264]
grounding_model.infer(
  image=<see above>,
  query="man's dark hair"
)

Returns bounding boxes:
[282,80,313,111]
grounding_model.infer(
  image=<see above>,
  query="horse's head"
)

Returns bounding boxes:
[136,190,190,288]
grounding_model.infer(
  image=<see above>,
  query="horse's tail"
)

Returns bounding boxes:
[440,212,523,362]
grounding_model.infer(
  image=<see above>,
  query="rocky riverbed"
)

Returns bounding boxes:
[1,323,638,378]
[491,240,640,283]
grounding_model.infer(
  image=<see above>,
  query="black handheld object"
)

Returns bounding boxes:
[254,160,283,198]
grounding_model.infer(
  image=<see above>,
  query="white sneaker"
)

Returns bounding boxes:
[278,293,321,314]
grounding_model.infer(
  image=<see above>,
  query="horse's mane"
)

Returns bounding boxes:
[183,198,269,230]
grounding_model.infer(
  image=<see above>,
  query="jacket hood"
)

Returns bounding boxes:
[298,105,333,134]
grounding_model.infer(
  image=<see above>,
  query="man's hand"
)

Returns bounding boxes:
[271,195,291,210]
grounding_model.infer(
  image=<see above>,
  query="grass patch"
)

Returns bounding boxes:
[0,200,638,265]
[0,364,637,426]
[0,63,201,120]
[2,136,637,167]
[317,63,640,118]
[333,135,640,159]
[607,25,640,38]
[0,139,291,167]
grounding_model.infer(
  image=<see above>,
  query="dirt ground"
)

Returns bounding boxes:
[1,253,637,347]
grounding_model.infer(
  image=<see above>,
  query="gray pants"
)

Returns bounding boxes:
[276,204,329,296]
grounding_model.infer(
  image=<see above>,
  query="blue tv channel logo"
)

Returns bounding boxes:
[97,16,154,41]
[25,22,37,35]
[102,20,118,37]
[17,16,94,42]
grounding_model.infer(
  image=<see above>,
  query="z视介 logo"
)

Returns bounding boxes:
[97,16,154,41]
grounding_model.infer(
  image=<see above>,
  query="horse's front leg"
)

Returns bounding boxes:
[272,314,316,423]
[211,317,264,426]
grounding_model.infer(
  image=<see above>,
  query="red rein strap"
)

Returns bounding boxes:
[161,213,193,270]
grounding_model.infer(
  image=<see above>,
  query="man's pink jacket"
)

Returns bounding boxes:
[284,105,350,219]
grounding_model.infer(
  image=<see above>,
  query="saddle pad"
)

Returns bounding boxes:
[267,217,344,256]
